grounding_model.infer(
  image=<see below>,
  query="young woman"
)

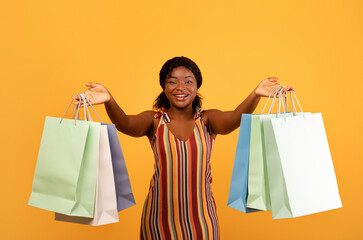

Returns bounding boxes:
[73,56,294,240]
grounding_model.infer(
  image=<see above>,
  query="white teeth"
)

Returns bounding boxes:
[175,95,187,97]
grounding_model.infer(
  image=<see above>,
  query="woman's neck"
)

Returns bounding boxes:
[167,106,195,121]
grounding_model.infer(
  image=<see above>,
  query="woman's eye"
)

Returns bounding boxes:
[186,81,192,84]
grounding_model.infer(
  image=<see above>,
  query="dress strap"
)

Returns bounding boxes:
[154,107,170,123]
[194,107,205,119]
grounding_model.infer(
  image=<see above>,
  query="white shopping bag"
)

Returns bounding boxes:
[270,94,342,218]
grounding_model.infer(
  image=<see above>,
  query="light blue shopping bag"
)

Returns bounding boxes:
[227,114,259,213]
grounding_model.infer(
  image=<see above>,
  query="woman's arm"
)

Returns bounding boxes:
[206,77,295,135]
[73,82,154,138]
[104,97,154,137]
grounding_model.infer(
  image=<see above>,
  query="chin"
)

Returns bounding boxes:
[172,103,193,109]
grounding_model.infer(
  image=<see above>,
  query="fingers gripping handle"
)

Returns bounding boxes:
[79,93,103,123]
[261,85,284,114]
[269,85,287,114]
[59,93,103,124]
[260,85,302,115]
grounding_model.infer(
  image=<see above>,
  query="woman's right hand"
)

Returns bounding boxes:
[72,82,112,106]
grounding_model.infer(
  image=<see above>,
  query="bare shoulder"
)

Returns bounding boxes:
[138,110,158,127]
[131,110,157,125]
[203,109,222,115]
[201,109,223,122]
[142,110,161,141]
[201,109,222,138]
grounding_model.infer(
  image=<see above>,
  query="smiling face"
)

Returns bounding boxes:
[164,66,198,110]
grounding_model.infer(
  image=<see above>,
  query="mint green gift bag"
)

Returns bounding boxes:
[246,115,271,211]
[246,86,292,211]
[28,96,100,218]
[245,86,283,211]
[262,115,292,219]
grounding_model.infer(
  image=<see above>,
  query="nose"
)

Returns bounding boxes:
[176,82,185,91]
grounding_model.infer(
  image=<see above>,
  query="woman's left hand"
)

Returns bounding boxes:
[254,77,295,98]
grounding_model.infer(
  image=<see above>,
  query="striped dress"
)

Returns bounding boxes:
[140,107,220,240]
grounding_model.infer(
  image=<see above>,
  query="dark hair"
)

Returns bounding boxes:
[153,56,203,110]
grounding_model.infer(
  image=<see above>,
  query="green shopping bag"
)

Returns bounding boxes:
[262,116,292,218]
[245,86,285,211]
[247,86,294,211]
[28,98,100,218]
[246,115,272,211]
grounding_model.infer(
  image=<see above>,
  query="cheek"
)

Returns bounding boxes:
[190,87,198,96]
[164,85,174,93]
[188,84,197,93]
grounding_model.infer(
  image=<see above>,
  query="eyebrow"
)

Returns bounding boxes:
[168,75,194,78]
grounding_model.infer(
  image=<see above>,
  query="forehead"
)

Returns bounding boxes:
[169,66,195,78]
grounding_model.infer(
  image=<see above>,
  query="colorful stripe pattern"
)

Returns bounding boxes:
[140,107,219,240]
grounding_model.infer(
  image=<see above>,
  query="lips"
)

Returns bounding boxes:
[173,94,189,101]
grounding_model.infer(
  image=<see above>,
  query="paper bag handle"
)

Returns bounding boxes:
[261,85,285,114]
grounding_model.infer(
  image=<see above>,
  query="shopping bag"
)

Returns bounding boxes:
[269,112,342,218]
[28,99,100,218]
[81,93,135,212]
[227,114,260,213]
[103,123,136,211]
[262,113,293,219]
[78,93,136,212]
[261,90,315,219]
[227,85,283,213]
[245,85,287,211]
[55,125,119,225]
[265,91,342,219]
[246,115,271,211]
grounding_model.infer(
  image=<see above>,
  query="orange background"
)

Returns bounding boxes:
[1,1,362,239]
